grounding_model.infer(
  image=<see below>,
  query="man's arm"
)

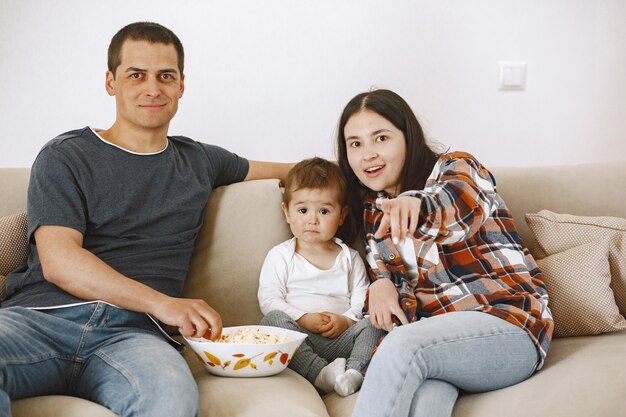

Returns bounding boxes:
[245,160,294,185]
[34,225,223,340]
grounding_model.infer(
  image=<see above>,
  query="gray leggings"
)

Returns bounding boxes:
[261,310,386,384]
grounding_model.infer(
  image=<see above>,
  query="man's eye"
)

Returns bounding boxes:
[161,73,175,80]
[130,73,142,79]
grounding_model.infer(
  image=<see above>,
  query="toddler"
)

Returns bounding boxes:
[258,157,384,396]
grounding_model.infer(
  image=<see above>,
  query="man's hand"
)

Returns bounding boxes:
[319,312,354,339]
[368,279,409,332]
[297,312,330,334]
[374,196,421,245]
[33,225,224,340]
[153,297,223,341]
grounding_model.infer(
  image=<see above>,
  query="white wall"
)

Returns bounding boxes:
[1,0,624,168]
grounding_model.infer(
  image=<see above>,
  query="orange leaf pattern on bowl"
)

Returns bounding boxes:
[198,350,294,372]
[233,358,251,370]
[203,351,221,367]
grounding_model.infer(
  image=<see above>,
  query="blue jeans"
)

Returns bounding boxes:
[0,302,198,417]
[352,311,540,417]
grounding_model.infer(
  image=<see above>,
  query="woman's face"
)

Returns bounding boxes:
[344,110,407,196]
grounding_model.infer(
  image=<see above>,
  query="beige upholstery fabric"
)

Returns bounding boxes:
[452,330,626,417]
[0,211,28,274]
[536,238,626,337]
[3,164,626,417]
[0,211,29,299]
[0,168,29,217]
[0,276,6,300]
[12,396,117,417]
[526,210,626,315]
[183,179,292,327]
[182,337,330,417]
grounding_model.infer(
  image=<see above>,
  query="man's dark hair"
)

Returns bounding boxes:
[108,22,184,76]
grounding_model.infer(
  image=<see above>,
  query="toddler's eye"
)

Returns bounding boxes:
[320,209,330,215]
[298,208,307,214]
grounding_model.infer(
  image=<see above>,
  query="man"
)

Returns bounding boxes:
[0,22,292,417]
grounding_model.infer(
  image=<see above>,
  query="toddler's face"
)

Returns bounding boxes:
[282,187,346,246]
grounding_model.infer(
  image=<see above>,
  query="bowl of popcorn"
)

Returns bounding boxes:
[184,325,307,377]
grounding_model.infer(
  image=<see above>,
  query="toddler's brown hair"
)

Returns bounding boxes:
[283,157,347,207]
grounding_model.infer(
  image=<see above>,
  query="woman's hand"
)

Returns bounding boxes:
[374,196,421,245]
[368,279,409,331]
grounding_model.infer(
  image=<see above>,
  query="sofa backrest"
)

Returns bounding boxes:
[0,168,29,217]
[491,162,626,249]
[2,162,625,327]
[183,179,292,326]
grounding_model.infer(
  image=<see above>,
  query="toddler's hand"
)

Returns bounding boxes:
[297,312,330,333]
[320,313,354,339]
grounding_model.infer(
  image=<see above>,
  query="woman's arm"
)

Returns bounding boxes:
[375,155,498,245]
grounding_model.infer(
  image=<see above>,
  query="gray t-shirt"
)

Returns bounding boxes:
[2,127,249,308]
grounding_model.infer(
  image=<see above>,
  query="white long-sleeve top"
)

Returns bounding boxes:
[258,237,369,322]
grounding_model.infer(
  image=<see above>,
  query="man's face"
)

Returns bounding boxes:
[105,39,185,133]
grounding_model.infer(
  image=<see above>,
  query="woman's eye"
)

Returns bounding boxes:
[349,141,360,148]
[376,135,388,142]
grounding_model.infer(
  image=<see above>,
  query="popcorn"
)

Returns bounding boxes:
[217,328,289,344]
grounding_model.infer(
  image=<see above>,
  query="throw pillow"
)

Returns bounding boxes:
[536,238,626,337]
[0,275,6,300]
[0,211,29,298]
[525,210,626,316]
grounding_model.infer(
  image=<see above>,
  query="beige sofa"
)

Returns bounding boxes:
[2,162,625,417]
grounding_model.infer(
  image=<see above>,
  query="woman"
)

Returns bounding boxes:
[336,89,553,417]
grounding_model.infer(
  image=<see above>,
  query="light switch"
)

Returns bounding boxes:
[499,61,526,91]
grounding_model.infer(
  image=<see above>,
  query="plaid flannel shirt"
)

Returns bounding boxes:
[363,152,554,366]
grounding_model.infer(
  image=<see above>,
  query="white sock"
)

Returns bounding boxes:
[334,369,364,397]
[314,358,346,393]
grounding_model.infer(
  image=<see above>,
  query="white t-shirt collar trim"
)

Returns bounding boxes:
[89,127,169,155]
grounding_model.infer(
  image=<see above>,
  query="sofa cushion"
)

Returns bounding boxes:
[525,210,626,316]
[0,211,29,299]
[451,330,626,417]
[536,237,626,337]
[11,396,117,417]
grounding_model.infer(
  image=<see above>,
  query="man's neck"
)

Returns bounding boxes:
[98,123,169,154]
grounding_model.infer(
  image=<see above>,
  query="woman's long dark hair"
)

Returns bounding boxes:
[336,89,439,243]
